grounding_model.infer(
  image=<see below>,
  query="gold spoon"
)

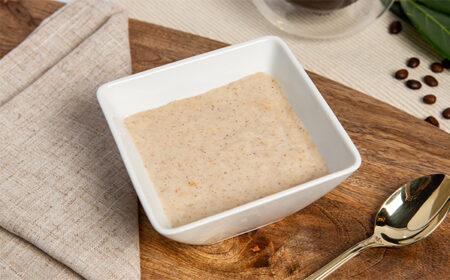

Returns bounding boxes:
[306,173,450,280]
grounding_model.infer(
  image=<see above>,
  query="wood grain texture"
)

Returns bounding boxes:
[1,1,449,279]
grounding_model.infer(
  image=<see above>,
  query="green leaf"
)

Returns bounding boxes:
[401,0,450,58]
[417,0,450,15]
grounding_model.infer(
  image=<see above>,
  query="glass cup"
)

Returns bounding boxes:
[254,0,394,39]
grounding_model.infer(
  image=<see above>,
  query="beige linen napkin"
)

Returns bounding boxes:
[0,0,139,279]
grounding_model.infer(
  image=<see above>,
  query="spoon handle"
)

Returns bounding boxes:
[305,235,379,280]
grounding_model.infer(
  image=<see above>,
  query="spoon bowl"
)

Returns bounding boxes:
[374,174,450,246]
[306,174,450,280]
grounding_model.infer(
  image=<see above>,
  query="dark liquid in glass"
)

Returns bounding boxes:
[288,0,358,11]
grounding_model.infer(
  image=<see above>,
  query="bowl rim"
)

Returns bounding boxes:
[97,36,362,236]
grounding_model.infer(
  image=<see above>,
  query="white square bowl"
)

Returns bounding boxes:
[97,36,361,245]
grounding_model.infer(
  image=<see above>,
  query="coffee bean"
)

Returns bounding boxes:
[406,79,421,89]
[407,57,420,68]
[425,116,439,127]
[389,21,402,34]
[443,108,450,119]
[423,75,438,87]
[422,94,436,104]
[430,62,443,73]
[442,58,450,69]
[394,69,408,80]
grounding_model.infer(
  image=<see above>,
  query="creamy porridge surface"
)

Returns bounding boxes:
[124,72,328,227]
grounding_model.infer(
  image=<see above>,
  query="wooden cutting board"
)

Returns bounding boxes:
[1,1,449,279]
